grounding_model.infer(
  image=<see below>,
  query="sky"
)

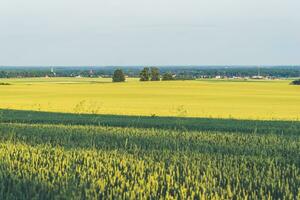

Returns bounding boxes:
[0,0,299,66]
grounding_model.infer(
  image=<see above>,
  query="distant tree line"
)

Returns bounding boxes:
[0,68,138,78]
[1,67,300,79]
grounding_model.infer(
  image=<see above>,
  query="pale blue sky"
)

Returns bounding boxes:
[0,0,299,66]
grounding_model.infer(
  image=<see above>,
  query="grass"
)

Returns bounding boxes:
[0,77,300,120]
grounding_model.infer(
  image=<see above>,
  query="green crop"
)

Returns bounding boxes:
[0,110,299,199]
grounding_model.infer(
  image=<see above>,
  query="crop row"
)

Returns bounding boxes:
[0,122,299,199]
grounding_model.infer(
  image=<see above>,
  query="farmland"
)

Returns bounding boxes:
[0,78,299,199]
[0,78,300,120]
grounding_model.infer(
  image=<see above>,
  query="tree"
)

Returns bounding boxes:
[290,79,300,85]
[112,69,125,82]
[139,67,150,81]
[150,67,160,81]
[162,72,174,81]
[0,71,8,78]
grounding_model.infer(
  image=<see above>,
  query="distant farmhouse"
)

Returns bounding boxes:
[251,75,264,79]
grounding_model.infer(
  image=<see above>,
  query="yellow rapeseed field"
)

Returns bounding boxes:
[0,77,299,120]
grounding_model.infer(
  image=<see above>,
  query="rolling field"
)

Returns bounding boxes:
[0,110,299,199]
[0,78,299,199]
[0,77,300,120]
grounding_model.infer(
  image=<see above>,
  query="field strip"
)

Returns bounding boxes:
[1,109,300,135]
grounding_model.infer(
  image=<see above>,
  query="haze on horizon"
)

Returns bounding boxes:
[0,0,299,66]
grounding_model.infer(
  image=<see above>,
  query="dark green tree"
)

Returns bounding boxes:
[150,67,160,81]
[112,69,126,82]
[139,67,150,81]
[162,72,174,81]
[0,71,8,78]
[290,79,300,85]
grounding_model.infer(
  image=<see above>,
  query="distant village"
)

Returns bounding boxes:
[210,75,278,80]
